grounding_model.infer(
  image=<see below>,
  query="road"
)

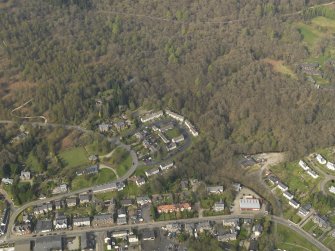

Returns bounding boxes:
[4,213,330,251]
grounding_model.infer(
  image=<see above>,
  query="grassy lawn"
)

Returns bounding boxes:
[25,152,44,173]
[302,219,316,231]
[275,224,320,251]
[298,24,321,46]
[71,168,116,190]
[59,147,89,168]
[104,147,132,177]
[322,235,335,251]
[165,128,182,140]
[270,161,320,204]
[134,165,151,177]
[312,16,335,30]
[94,191,117,201]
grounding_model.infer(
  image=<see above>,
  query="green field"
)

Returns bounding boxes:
[165,128,182,139]
[275,224,320,251]
[59,147,89,168]
[302,219,316,231]
[105,147,132,177]
[71,168,116,190]
[298,24,321,46]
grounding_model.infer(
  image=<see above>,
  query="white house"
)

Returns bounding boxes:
[277,182,288,192]
[307,170,319,179]
[213,201,225,212]
[207,186,224,194]
[326,162,335,171]
[20,171,31,180]
[160,162,174,171]
[1,178,13,185]
[298,160,310,171]
[172,135,185,143]
[298,207,309,217]
[140,111,164,123]
[184,120,199,137]
[289,199,300,209]
[329,186,335,194]
[135,177,146,186]
[73,217,91,228]
[316,154,326,165]
[165,110,184,122]
[283,191,294,200]
[145,168,160,177]
[128,235,139,243]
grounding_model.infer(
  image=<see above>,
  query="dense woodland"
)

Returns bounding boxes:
[1,0,335,248]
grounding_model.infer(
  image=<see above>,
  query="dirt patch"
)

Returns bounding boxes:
[60,130,82,150]
[263,58,297,79]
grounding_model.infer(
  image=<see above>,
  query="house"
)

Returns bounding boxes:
[92,214,114,227]
[232,183,242,192]
[73,217,91,228]
[114,121,127,131]
[54,200,64,210]
[239,199,261,211]
[329,186,335,194]
[165,110,184,122]
[141,229,155,240]
[316,154,326,165]
[35,220,52,233]
[88,155,98,162]
[117,216,127,225]
[66,197,77,207]
[76,165,99,176]
[136,195,151,206]
[307,170,319,179]
[277,182,288,192]
[213,200,225,212]
[184,223,195,235]
[159,122,174,132]
[313,215,329,228]
[207,186,224,194]
[54,214,68,230]
[158,132,169,144]
[99,123,111,132]
[81,232,96,251]
[152,125,159,132]
[145,167,160,177]
[20,171,31,180]
[326,162,335,171]
[160,162,174,171]
[283,191,294,200]
[222,218,239,227]
[34,236,63,251]
[79,194,90,204]
[289,199,300,209]
[140,111,164,123]
[298,160,310,171]
[121,199,133,207]
[268,176,279,185]
[197,221,212,233]
[136,177,146,186]
[92,182,124,193]
[1,178,13,185]
[52,184,68,195]
[164,223,182,233]
[128,235,139,243]
[252,224,263,238]
[111,230,129,238]
[298,207,309,217]
[217,232,237,242]
[166,142,177,151]
[172,135,184,143]
[117,208,127,218]
[184,120,199,137]
[46,202,53,212]
[13,223,31,235]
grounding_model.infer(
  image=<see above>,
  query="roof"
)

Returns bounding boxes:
[34,236,62,251]
[93,214,113,221]
[73,217,90,223]
[35,220,52,232]
[239,199,260,209]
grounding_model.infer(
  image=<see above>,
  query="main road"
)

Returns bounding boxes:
[5,213,330,251]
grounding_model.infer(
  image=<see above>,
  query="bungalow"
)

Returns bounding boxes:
[213,200,225,212]
[145,167,160,177]
[217,232,237,242]
[298,160,310,171]
[313,215,328,228]
[158,132,169,144]
[66,197,77,207]
[79,194,90,204]
[172,135,185,143]
[76,165,99,176]
[136,195,151,206]
[316,154,326,165]
[1,178,13,185]
[20,171,31,180]
[327,161,335,171]
[184,120,199,137]
[207,186,224,194]
[283,191,294,200]
[307,170,319,179]
[289,199,300,209]
[160,162,174,171]
[166,142,177,151]
[35,220,52,233]
[136,177,146,186]
[54,214,68,230]
[73,217,91,228]
[140,111,164,123]
[92,214,114,227]
[165,110,184,122]
[277,182,288,192]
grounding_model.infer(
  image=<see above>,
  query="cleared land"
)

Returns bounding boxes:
[58,147,89,168]
[263,59,297,79]
[71,168,116,190]
[104,147,132,177]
